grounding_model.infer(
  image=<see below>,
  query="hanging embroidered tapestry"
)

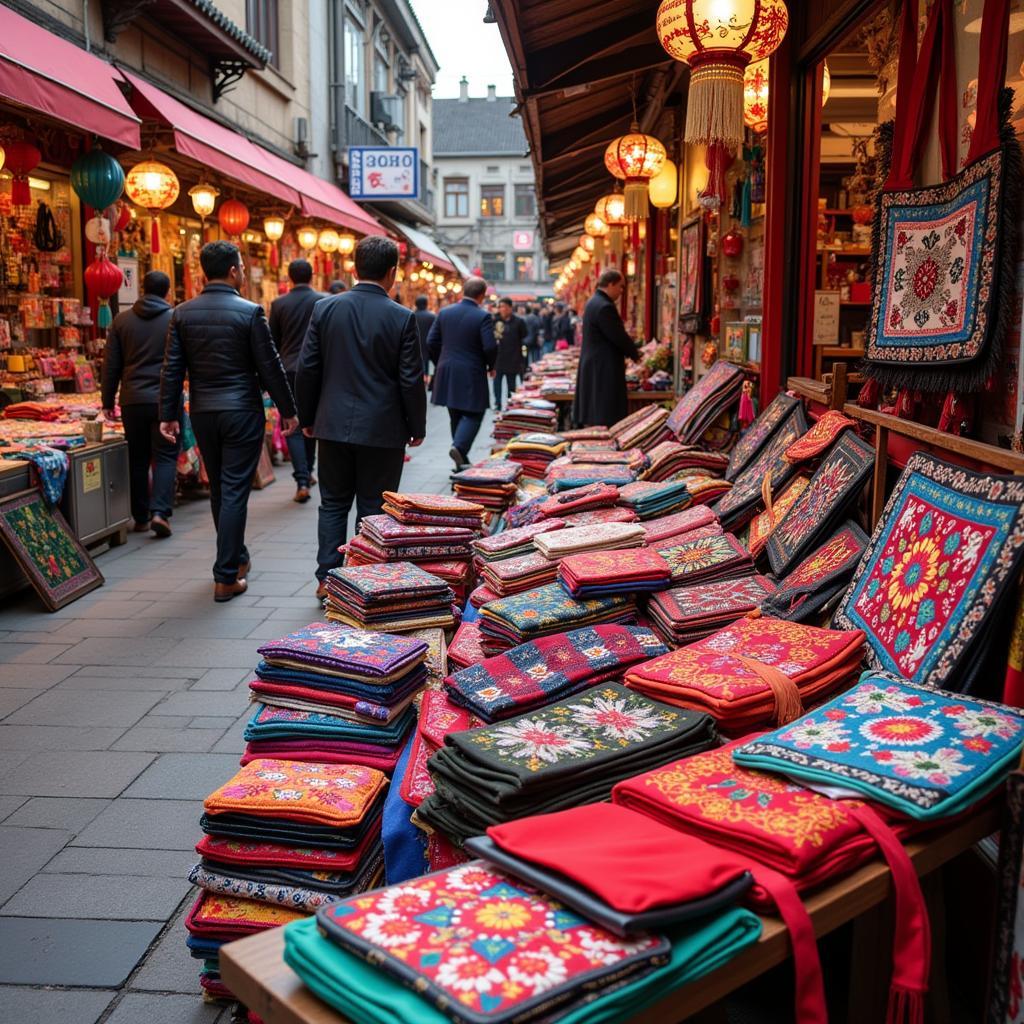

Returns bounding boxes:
[832,452,1024,689]
[726,392,801,481]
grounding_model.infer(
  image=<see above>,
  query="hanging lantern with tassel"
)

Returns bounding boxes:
[70,146,125,213]
[656,0,788,206]
[595,192,627,259]
[218,198,250,238]
[604,124,666,222]
[85,252,123,330]
[649,157,678,209]
[337,232,357,256]
[124,160,179,253]
[5,139,41,207]
[585,211,609,261]
[743,59,770,133]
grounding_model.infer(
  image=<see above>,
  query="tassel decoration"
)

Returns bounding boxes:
[151,217,161,255]
[685,60,746,150]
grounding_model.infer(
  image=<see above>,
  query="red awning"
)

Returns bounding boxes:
[0,10,141,148]
[387,219,457,274]
[295,172,385,237]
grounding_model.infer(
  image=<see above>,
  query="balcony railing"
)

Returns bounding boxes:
[344,108,388,148]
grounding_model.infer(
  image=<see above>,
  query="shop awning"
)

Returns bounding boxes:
[447,250,473,280]
[0,10,141,148]
[294,172,385,237]
[388,219,459,275]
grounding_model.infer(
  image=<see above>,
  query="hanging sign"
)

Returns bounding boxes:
[813,290,841,346]
[348,147,420,201]
[513,230,534,251]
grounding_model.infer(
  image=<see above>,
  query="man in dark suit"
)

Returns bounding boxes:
[493,297,527,410]
[269,259,323,504]
[295,236,426,596]
[426,276,496,470]
[413,295,435,379]
[572,269,640,428]
[160,242,298,602]
[102,270,178,538]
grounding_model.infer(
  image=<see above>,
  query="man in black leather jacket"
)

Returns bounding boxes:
[102,270,178,538]
[160,241,298,602]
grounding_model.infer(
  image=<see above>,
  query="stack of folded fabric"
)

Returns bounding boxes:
[536,481,621,519]
[451,459,523,511]
[559,548,672,599]
[684,474,733,506]
[640,506,720,545]
[407,627,447,692]
[324,562,456,633]
[653,532,754,587]
[477,583,639,653]
[546,462,637,492]
[646,575,777,647]
[625,616,865,733]
[665,360,745,444]
[534,521,646,560]
[418,681,718,843]
[492,405,559,443]
[642,441,730,482]
[561,425,614,443]
[446,620,486,671]
[560,506,640,526]
[417,558,474,605]
[504,432,568,477]
[618,480,692,520]
[354,516,476,563]
[556,446,649,473]
[472,519,566,568]
[611,404,672,451]
[381,491,485,532]
[479,550,561,596]
[445,624,668,722]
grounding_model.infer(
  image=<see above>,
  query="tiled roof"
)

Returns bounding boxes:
[188,0,272,63]
[433,96,528,156]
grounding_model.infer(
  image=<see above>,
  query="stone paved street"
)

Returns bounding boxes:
[0,404,492,1024]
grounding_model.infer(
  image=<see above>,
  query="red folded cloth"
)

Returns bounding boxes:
[537,481,620,518]
[559,547,672,597]
[448,621,486,670]
[640,505,720,545]
[400,691,481,807]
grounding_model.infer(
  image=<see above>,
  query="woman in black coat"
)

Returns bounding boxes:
[572,270,639,427]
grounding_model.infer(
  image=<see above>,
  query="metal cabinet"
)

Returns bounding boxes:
[60,440,131,546]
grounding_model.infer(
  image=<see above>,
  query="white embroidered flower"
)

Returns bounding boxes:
[361,912,422,949]
[778,718,850,751]
[271,788,304,801]
[882,746,969,785]
[843,684,922,716]
[577,929,649,966]
[434,955,505,994]
[254,771,288,782]
[581,646,610,659]
[445,865,496,892]
[492,717,592,764]
[949,707,1021,741]
[506,950,569,993]
[569,696,664,742]
[377,885,433,915]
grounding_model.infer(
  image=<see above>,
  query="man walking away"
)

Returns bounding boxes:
[493,298,527,411]
[160,241,298,602]
[572,269,640,428]
[427,276,496,470]
[523,303,542,365]
[540,303,555,355]
[553,302,573,349]
[295,236,426,598]
[413,295,435,381]
[269,259,323,504]
[102,270,178,538]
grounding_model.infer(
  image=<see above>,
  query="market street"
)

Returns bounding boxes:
[0,404,487,1024]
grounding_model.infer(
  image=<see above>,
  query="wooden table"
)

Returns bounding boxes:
[219,805,998,1024]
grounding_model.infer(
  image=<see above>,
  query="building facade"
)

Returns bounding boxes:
[433,81,550,300]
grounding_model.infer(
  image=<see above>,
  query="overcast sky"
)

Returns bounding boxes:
[410,0,515,99]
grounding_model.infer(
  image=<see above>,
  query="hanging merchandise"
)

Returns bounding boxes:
[318,229,340,254]
[656,0,788,206]
[649,158,678,209]
[70,145,125,214]
[864,0,1021,396]
[604,124,667,222]
[33,203,64,253]
[189,182,219,220]
[750,143,765,204]
[113,201,131,232]
[84,216,111,246]
[297,225,319,251]
[84,251,123,329]
[5,138,41,206]
[337,232,356,256]
[124,160,180,254]
[218,198,250,237]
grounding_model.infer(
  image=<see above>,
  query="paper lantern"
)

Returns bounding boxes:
[580,234,595,253]
[604,124,666,221]
[5,139,41,206]
[263,216,285,241]
[338,232,357,255]
[318,228,340,253]
[573,245,591,264]
[70,146,124,212]
[743,59,770,133]
[297,225,319,250]
[188,183,219,219]
[649,157,678,208]
[596,192,627,257]
[218,198,250,237]
[84,252,123,329]
[656,0,788,204]
[0,145,5,172]
[84,217,112,246]
[342,258,355,273]
[125,160,179,253]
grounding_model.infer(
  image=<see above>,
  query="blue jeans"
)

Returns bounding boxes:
[493,372,518,410]
[448,408,484,459]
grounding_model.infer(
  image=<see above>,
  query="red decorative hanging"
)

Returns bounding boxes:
[218,198,250,237]
[5,138,42,206]
[84,252,124,330]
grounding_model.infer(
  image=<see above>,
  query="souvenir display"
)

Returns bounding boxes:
[783,411,856,464]
[323,562,457,633]
[536,481,622,518]
[617,479,694,519]
[640,505,720,545]
[558,548,672,598]
[504,433,569,477]
[726,392,802,481]
[472,519,566,563]
[747,474,811,558]
[665,360,745,444]
[479,550,560,597]
[534,522,645,560]
[646,575,777,647]
[381,492,486,530]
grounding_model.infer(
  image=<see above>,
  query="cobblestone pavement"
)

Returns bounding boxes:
[0,404,493,1024]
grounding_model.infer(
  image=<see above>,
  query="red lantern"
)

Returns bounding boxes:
[5,139,42,206]
[722,228,744,258]
[114,202,131,232]
[218,198,250,237]
[84,252,123,330]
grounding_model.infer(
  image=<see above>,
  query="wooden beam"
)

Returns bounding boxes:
[521,47,672,101]
[539,103,636,160]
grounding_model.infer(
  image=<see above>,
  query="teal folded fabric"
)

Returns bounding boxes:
[283,907,762,1024]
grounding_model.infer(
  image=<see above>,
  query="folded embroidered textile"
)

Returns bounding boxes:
[257,623,427,681]
[378,506,482,530]
[240,743,403,774]
[469,803,753,935]
[684,474,732,506]
[560,507,640,526]
[451,459,523,486]
[766,431,875,577]
[726,392,803,481]
[407,628,447,691]
[760,522,868,623]
[784,410,857,464]
[536,481,620,518]
[653,532,754,587]
[546,463,637,492]
[747,473,811,558]
[624,616,865,732]
[200,801,386,850]
[381,491,485,527]
[345,535,474,563]
[617,479,692,520]
[492,407,559,442]
[646,575,777,647]
[419,683,717,842]
[480,551,560,597]
[832,453,1024,692]
[559,548,672,599]
[253,662,426,703]
[243,704,416,748]
[505,432,569,477]
[734,671,1024,820]
[666,361,745,444]
[640,505,720,545]
[472,519,566,563]
[193,848,385,898]
[247,682,420,725]
[359,515,478,549]
[185,892,305,941]
[283,901,761,1024]
[556,446,647,468]
[452,481,520,511]
[195,832,380,873]
[477,583,638,654]
[534,522,645,560]
[324,604,458,634]
[713,403,809,529]
[447,621,486,671]
[469,584,500,608]
[416,559,473,602]
[611,404,673,451]
[561,425,614,442]
[643,441,730,482]
[444,625,668,722]
[324,563,456,633]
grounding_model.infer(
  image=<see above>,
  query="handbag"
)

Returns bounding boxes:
[864,0,1020,393]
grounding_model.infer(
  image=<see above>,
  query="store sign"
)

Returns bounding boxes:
[513,230,534,251]
[117,257,139,305]
[813,290,841,346]
[348,147,420,201]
